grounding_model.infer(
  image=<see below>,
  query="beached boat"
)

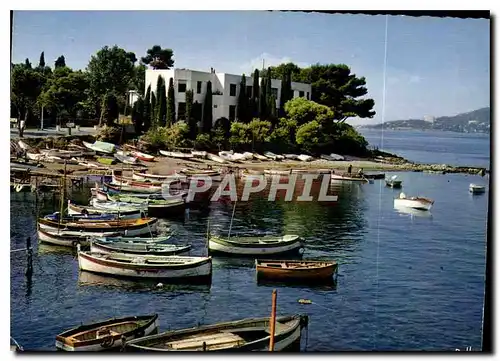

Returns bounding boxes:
[123,145,155,162]
[297,154,313,162]
[330,173,368,183]
[104,182,162,195]
[82,141,115,154]
[385,175,403,188]
[219,151,239,162]
[26,152,44,161]
[37,228,118,247]
[55,314,159,351]
[208,235,304,256]
[159,150,194,159]
[255,260,338,281]
[115,151,138,165]
[92,235,172,244]
[191,150,207,159]
[132,171,180,182]
[176,168,222,181]
[264,169,291,176]
[321,153,345,161]
[90,241,191,256]
[67,201,145,219]
[78,252,212,280]
[124,314,308,352]
[18,140,31,151]
[38,217,158,237]
[284,154,299,160]
[264,151,281,161]
[242,152,255,160]
[207,153,227,164]
[96,157,116,165]
[253,153,269,161]
[469,183,486,194]
[394,192,434,211]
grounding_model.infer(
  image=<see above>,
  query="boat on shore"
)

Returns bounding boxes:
[124,314,308,352]
[330,173,368,183]
[90,241,191,256]
[55,314,159,351]
[123,145,155,162]
[394,192,434,211]
[264,169,291,176]
[253,153,268,161]
[255,260,338,282]
[191,150,207,159]
[115,151,139,165]
[320,153,345,161]
[469,183,486,194]
[385,175,403,188]
[159,150,194,159]
[208,235,304,256]
[207,153,227,164]
[78,251,212,281]
[82,141,115,154]
[297,154,313,162]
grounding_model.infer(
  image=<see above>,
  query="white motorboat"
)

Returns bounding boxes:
[393,192,434,211]
[469,183,486,194]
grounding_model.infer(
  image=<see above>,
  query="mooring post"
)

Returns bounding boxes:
[202,342,207,351]
[269,289,277,352]
[25,237,33,277]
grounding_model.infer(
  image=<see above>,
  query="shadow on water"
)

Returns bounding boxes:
[257,277,338,291]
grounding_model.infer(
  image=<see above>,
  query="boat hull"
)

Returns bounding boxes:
[256,261,338,281]
[55,315,159,352]
[394,198,433,211]
[90,242,191,256]
[38,218,158,237]
[68,203,143,220]
[385,180,403,188]
[331,174,367,183]
[208,237,303,256]
[37,229,118,247]
[78,253,212,280]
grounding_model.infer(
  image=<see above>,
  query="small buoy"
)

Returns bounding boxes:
[298,299,312,304]
[156,283,163,288]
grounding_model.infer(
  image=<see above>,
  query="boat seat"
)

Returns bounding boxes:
[166,332,245,350]
[265,321,288,335]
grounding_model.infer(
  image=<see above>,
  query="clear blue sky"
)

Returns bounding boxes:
[12,11,490,125]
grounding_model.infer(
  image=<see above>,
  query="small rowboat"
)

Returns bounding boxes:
[393,192,434,211]
[90,241,191,256]
[385,175,403,188]
[159,150,194,159]
[38,217,158,237]
[90,198,148,212]
[37,228,119,248]
[68,200,145,219]
[255,260,338,281]
[78,252,212,280]
[253,153,268,161]
[124,145,155,162]
[55,314,159,351]
[320,153,345,161]
[104,182,162,195]
[92,235,172,244]
[191,150,207,159]
[208,235,304,256]
[44,212,117,222]
[207,153,227,164]
[115,151,139,165]
[264,169,291,176]
[124,314,309,352]
[112,173,164,187]
[330,173,368,183]
[297,154,313,162]
[82,141,116,154]
[469,183,486,194]
[132,171,180,182]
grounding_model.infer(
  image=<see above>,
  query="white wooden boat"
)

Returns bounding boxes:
[264,169,291,176]
[284,154,299,160]
[18,140,31,151]
[191,150,207,159]
[132,171,181,182]
[105,182,162,194]
[469,183,486,194]
[385,175,403,188]
[55,315,159,351]
[242,152,255,160]
[394,204,433,218]
[124,314,308,351]
[176,168,222,181]
[207,153,227,164]
[82,141,115,154]
[124,145,155,161]
[159,150,194,159]
[90,241,191,256]
[92,235,172,244]
[253,153,268,161]
[91,198,148,213]
[37,228,118,247]
[297,154,313,162]
[115,151,138,165]
[393,192,434,211]
[208,235,303,256]
[67,200,145,219]
[321,153,345,161]
[219,151,239,162]
[330,173,368,183]
[78,252,212,280]
[26,152,44,161]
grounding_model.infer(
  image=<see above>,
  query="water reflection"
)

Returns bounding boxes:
[393,205,433,219]
[78,271,212,293]
[256,277,338,291]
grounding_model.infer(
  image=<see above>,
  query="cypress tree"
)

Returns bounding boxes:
[252,69,260,118]
[132,98,144,134]
[155,76,166,126]
[143,85,151,131]
[265,67,273,119]
[166,77,176,125]
[259,77,267,120]
[185,90,197,139]
[150,92,156,129]
[38,52,45,68]
[160,79,167,126]
[279,71,291,117]
[202,81,213,133]
[236,74,248,122]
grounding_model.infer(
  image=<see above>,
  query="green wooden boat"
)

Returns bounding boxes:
[97,157,116,165]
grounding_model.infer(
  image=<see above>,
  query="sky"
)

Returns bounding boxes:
[11,11,490,125]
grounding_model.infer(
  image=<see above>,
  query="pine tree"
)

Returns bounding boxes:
[202,81,213,133]
[143,85,151,131]
[236,74,248,122]
[166,77,176,126]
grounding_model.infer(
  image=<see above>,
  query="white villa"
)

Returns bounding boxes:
[143,68,312,121]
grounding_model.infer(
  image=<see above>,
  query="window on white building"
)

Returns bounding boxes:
[229,84,237,97]
[178,83,187,93]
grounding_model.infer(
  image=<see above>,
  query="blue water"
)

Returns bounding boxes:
[360,129,490,169]
[10,131,489,351]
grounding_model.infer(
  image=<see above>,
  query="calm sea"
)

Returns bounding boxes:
[10,130,490,351]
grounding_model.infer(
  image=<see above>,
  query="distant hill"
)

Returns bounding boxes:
[362,107,490,133]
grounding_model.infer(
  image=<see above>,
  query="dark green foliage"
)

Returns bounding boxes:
[194,133,213,151]
[132,97,144,134]
[55,55,66,68]
[279,71,292,117]
[212,117,230,150]
[101,93,119,126]
[202,81,213,133]
[236,74,249,122]
[251,69,260,118]
[131,64,146,96]
[150,92,156,129]
[258,77,267,120]
[155,75,166,126]
[38,52,45,68]
[141,45,174,69]
[24,58,32,69]
[143,85,151,131]
[185,90,197,140]
[166,77,175,125]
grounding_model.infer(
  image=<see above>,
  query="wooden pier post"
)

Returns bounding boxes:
[25,237,33,277]
[269,289,277,351]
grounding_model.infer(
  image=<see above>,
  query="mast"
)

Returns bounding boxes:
[227,200,237,240]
